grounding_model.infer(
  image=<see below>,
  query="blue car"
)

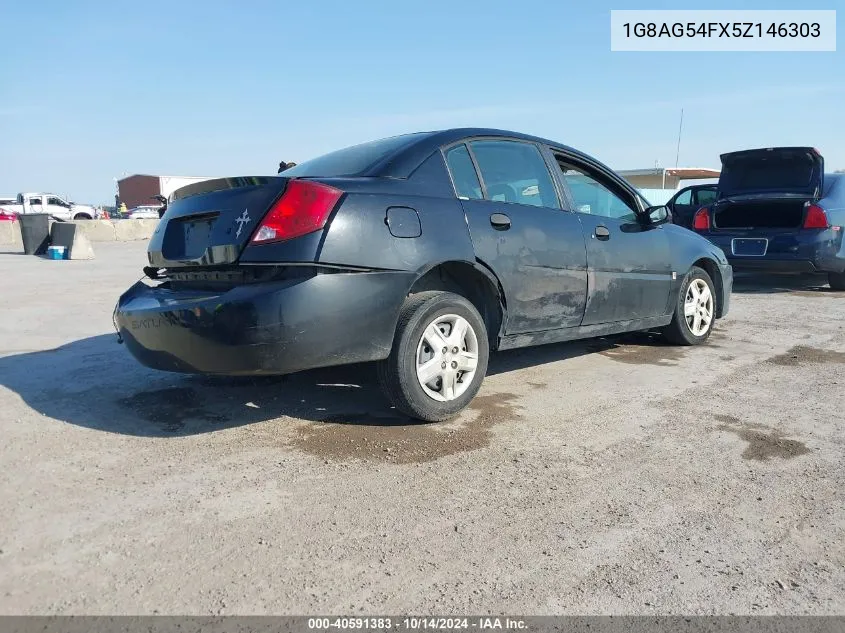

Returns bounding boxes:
[690,147,845,289]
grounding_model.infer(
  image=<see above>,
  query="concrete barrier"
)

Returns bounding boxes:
[0,221,24,248]
[0,218,159,248]
[50,222,96,260]
[65,219,159,242]
[114,219,160,241]
[68,220,116,241]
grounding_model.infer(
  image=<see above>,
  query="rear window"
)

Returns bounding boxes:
[280,133,432,178]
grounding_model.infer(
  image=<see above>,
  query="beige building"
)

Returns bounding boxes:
[618,167,720,190]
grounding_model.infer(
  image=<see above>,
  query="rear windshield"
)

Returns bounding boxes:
[280,133,431,178]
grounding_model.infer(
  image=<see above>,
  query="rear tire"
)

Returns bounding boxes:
[662,266,716,346]
[377,291,489,422]
[73,213,92,220]
[828,271,845,291]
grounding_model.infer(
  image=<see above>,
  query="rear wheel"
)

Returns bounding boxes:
[377,291,489,422]
[73,213,92,220]
[828,271,845,291]
[662,266,716,345]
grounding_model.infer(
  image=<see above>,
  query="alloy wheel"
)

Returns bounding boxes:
[684,278,713,336]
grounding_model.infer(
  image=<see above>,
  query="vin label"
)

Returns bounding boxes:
[610,10,836,51]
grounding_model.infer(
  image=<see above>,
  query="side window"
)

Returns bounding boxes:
[695,188,718,205]
[558,163,638,221]
[47,197,64,206]
[673,189,692,205]
[468,140,560,209]
[29,197,42,206]
[444,144,482,200]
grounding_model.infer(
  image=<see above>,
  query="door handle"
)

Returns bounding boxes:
[594,225,610,241]
[490,213,511,230]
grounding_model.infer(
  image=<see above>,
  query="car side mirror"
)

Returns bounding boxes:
[646,205,671,225]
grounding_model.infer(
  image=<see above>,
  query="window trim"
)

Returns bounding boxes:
[549,149,646,220]
[673,186,694,206]
[441,136,563,210]
[442,142,486,201]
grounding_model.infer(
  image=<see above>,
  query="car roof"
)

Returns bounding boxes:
[374,128,595,178]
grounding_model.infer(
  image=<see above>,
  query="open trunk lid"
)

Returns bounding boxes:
[718,147,823,199]
[147,176,289,268]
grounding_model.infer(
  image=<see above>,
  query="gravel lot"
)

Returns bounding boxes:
[0,241,843,615]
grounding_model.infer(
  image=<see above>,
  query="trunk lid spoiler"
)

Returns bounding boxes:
[718,147,824,200]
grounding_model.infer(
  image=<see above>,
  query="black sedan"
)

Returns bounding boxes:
[114,128,733,421]
[666,183,718,229]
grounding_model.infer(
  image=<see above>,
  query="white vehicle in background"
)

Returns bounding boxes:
[126,205,163,219]
[0,193,100,220]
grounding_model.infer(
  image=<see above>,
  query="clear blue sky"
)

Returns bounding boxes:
[1,0,842,203]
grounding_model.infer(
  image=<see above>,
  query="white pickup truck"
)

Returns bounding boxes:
[0,192,99,220]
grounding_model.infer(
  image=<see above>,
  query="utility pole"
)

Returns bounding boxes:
[675,108,684,168]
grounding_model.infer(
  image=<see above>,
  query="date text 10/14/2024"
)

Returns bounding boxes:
[307,617,528,631]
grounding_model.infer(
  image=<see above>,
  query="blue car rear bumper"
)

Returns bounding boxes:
[703,228,845,274]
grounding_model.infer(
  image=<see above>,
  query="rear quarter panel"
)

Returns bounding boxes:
[316,152,477,273]
[821,174,845,226]
[317,192,475,271]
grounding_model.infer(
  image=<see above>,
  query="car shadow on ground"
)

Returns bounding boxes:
[0,329,671,438]
[731,272,840,295]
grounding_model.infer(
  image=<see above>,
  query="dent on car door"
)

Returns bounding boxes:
[554,157,673,325]
[444,140,588,334]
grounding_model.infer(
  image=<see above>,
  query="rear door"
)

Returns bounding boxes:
[27,196,43,214]
[551,154,672,325]
[444,139,588,334]
[668,186,696,228]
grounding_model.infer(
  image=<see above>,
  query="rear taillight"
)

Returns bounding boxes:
[251,180,343,244]
[803,204,828,229]
[692,207,710,231]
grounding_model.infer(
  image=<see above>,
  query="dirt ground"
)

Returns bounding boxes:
[0,241,843,615]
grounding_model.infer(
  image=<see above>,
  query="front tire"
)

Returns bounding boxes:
[73,213,92,220]
[377,291,489,422]
[662,266,716,345]
[828,271,845,291]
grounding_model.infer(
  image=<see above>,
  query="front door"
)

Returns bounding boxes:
[444,140,588,334]
[554,159,672,325]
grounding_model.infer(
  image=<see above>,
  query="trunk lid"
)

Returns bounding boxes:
[147,176,288,268]
[718,147,824,199]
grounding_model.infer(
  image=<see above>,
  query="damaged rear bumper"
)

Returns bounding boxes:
[114,269,415,376]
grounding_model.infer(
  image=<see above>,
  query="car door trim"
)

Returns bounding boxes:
[440,136,566,210]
